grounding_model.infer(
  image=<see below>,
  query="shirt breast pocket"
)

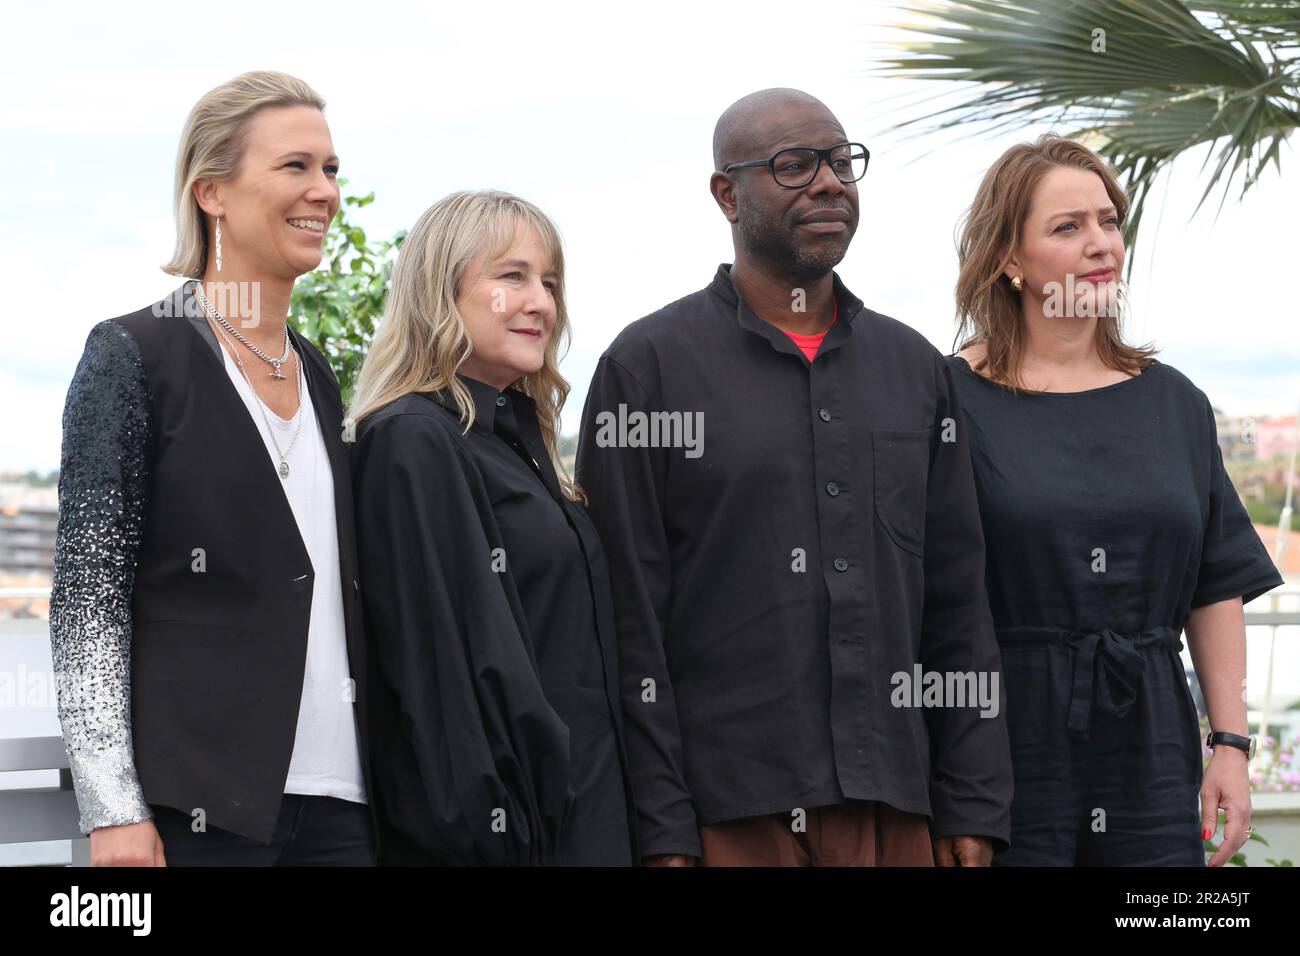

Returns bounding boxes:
[872,428,930,558]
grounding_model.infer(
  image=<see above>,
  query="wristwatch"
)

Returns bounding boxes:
[1206,731,1256,759]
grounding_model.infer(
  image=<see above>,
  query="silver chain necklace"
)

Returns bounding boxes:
[193,282,292,379]
[208,315,305,480]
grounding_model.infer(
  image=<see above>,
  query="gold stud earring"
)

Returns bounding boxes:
[1011,275,1023,292]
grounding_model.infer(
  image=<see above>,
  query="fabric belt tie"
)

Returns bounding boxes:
[997,625,1183,740]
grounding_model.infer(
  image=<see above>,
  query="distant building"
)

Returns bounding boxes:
[1216,411,1258,460]
[0,481,57,572]
[0,483,57,618]
[1254,415,1299,463]
[0,501,56,575]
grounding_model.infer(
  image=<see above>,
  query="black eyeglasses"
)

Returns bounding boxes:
[723,142,870,189]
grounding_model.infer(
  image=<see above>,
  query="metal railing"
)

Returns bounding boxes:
[0,735,89,865]
[2,586,1297,865]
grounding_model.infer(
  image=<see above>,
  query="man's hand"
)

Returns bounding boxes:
[932,835,993,867]
[642,854,696,867]
[90,819,166,867]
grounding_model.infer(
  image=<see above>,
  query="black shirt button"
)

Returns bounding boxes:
[496,395,508,407]
[826,481,839,497]
[819,408,831,422]
[833,558,849,572]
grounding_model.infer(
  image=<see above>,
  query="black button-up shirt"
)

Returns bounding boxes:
[352,376,636,865]
[576,264,1013,858]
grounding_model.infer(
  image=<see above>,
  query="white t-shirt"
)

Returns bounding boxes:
[218,344,367,805]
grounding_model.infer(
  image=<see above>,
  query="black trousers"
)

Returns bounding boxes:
[149,794,376,866]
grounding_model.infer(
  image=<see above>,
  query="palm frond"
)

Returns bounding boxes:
[881,0,1300,268]
[1191,0,1300,46]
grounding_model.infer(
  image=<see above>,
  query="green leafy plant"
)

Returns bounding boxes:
[289,180,405,406]
[1205,827,1272,866]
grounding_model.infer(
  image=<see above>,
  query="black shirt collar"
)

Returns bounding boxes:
[458,375,504,431]
[436,375,537,435]
[435,375,563,503]
[706,263,865,362]
[706,262,865,328]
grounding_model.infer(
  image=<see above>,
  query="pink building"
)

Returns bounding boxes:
[1255,416,1299,462]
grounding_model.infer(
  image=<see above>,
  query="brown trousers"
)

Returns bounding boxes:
[699,801,934,866]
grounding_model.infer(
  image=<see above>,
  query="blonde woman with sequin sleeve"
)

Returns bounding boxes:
[50,71,377,867]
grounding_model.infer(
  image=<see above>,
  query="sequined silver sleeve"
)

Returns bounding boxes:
[48,319,154,834]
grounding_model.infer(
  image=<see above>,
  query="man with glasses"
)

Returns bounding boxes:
[577,88,1012,867]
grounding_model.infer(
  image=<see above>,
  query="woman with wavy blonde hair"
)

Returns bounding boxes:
[350,190,636,866]
[947,134,1280,867]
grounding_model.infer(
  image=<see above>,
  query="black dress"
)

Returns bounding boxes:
[351,376,636,866]
[946,355,1282,866]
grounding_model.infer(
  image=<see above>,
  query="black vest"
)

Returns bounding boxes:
[114,281,376,845]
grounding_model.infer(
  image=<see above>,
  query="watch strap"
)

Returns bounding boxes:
[1206,731,1255,758]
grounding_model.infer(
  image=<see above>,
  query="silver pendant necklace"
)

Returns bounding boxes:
[193,282,292,378]
[209,316,304,479]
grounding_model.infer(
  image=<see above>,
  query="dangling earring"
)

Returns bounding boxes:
[1010,275,1023,292]
[215,216,223,273]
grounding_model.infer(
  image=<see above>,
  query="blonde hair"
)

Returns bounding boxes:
[348,189,583,502]
[163,71,326,278]
[955,133,1156,390]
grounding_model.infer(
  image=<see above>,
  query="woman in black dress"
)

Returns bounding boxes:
[947,134,1281,866]
[348,190,636,866]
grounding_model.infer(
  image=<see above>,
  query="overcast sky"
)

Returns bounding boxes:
[2,0,1297,472]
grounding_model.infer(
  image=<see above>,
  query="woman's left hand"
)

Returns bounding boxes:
[1201,747,1252,866]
